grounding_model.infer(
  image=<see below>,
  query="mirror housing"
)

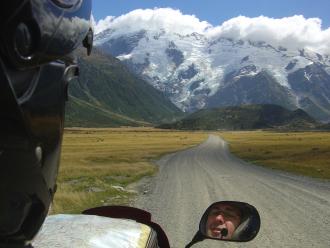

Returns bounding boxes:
[199,201,260,242]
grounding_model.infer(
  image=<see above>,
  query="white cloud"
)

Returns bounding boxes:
[207,15,330,54]
[94,15,116,34]
[95,8,330,54]
[94,8,210,35]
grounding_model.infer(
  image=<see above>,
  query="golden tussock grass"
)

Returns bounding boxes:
[51,128,207,214]
[219,131,330,179]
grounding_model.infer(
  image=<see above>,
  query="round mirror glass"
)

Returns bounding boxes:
[199,201,260,242]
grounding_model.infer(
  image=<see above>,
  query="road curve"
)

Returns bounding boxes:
[134,135,330,248]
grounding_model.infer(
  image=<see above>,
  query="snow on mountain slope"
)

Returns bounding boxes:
[93,10,330,120]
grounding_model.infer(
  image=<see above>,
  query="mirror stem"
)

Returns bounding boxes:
[185,231,204,248]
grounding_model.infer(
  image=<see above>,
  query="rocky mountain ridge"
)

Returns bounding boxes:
[158,104,321,130]
[95,28,330,121]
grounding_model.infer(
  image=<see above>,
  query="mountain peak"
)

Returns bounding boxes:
[94,17,330,121]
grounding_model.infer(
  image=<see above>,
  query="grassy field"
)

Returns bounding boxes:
[51,128,207,214]
[219,131,330,180]
[52,129,330,214]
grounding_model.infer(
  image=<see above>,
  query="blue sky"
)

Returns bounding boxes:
[92,0,330,28]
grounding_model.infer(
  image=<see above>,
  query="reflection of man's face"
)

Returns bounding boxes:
[206,204,241,240]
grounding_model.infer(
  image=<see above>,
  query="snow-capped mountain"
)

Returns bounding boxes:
[94,27,330,121]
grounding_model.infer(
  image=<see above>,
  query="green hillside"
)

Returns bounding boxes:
[65,96,148,127]
[159,104,319,130]
[65,48,182,127]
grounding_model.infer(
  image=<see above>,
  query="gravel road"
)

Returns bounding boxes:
[135,135,330,248]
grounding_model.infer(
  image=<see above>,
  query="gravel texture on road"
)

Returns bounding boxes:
[135,135,330,248]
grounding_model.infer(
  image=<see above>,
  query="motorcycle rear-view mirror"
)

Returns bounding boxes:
[199,201,260,242]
